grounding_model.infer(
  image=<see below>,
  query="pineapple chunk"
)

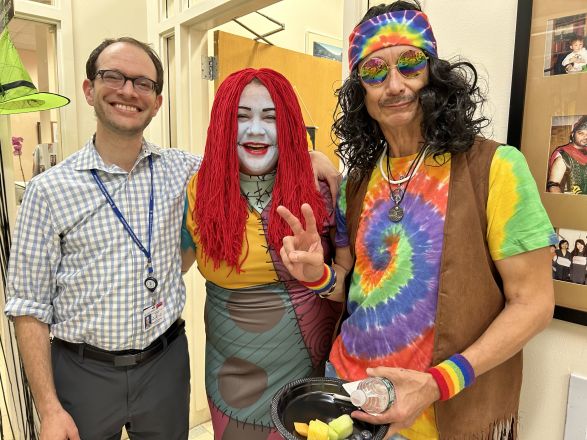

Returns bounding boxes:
[307,419,330,440]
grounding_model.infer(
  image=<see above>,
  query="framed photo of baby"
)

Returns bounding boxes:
[546,115,587,195]
[543,13,587,76]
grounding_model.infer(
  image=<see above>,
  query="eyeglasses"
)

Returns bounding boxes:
[95,69,157,95]
[359,49,428,86]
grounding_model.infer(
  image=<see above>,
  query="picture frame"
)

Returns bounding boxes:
[508,0,587,326]
[305,31,342,63]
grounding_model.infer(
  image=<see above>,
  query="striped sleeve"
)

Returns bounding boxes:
[5,181,58,322]
[180,173,198,251]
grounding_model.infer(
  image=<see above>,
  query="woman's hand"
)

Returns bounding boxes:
[276,203,325,282]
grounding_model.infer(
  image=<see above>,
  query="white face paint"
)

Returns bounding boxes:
[236,82,279,176]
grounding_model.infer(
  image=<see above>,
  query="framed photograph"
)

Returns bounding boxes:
[551,227,587,324]
[508,0,587,326]
[543,13,587,76]
[305,31,342,62]
[551,227,587,286]
[546,115,587,195]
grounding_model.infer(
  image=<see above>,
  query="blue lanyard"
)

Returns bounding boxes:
[91,155,154,276]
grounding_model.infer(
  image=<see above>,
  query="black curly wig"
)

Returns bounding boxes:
[333,0,490,177]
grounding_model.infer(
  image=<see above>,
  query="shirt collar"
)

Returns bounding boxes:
[73,136,162,172]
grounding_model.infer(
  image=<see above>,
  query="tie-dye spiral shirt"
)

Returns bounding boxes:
[331,146,555,439]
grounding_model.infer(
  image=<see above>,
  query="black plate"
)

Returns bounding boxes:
[271,377,388,440]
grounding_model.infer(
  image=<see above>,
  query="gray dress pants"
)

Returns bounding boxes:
[52,333,190,440]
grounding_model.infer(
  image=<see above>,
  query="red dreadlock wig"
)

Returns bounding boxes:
[193,68,328,272]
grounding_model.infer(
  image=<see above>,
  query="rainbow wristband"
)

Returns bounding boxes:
[427,353,476,401]
[300,264,336,295]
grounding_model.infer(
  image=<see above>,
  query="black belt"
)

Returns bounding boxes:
[53,319,185,367]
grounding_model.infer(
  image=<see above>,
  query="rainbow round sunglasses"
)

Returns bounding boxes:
[359,49,428,85]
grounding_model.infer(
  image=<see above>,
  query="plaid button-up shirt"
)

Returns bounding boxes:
[5,139,201,350]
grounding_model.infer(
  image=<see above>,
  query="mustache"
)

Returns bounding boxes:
[379,94,417,107]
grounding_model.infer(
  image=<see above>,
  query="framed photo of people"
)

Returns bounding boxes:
[508,0,587,325]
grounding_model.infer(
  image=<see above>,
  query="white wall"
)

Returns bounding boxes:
[425,0,518,143]
[522,320,587,438]
[71,0,149,147]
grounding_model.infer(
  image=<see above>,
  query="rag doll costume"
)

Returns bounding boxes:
[181,68,342,440]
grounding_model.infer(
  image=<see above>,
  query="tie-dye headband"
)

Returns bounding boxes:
[348,10,438,71]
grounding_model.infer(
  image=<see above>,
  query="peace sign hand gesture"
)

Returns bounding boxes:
[276,203,326,283]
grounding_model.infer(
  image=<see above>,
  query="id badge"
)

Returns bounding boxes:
[142,300,165,332]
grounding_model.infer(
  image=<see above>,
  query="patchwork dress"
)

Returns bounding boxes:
[182,173,342,440]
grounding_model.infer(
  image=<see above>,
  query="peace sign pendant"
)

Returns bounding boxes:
[389,205,404,222]
[391,187,403,204]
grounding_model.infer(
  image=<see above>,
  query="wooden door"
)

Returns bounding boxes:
[214,31,342,166]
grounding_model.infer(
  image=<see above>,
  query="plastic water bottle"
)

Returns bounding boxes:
[350,377,396,415]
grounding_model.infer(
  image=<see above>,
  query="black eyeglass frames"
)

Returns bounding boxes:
[94,69,157,95]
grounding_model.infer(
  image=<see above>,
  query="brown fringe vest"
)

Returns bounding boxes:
[344,138,521,439]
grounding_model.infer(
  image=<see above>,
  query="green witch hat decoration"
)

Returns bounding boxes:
[0,29,70,115]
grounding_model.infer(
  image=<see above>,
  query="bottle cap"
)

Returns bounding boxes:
[350,389,367,407]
